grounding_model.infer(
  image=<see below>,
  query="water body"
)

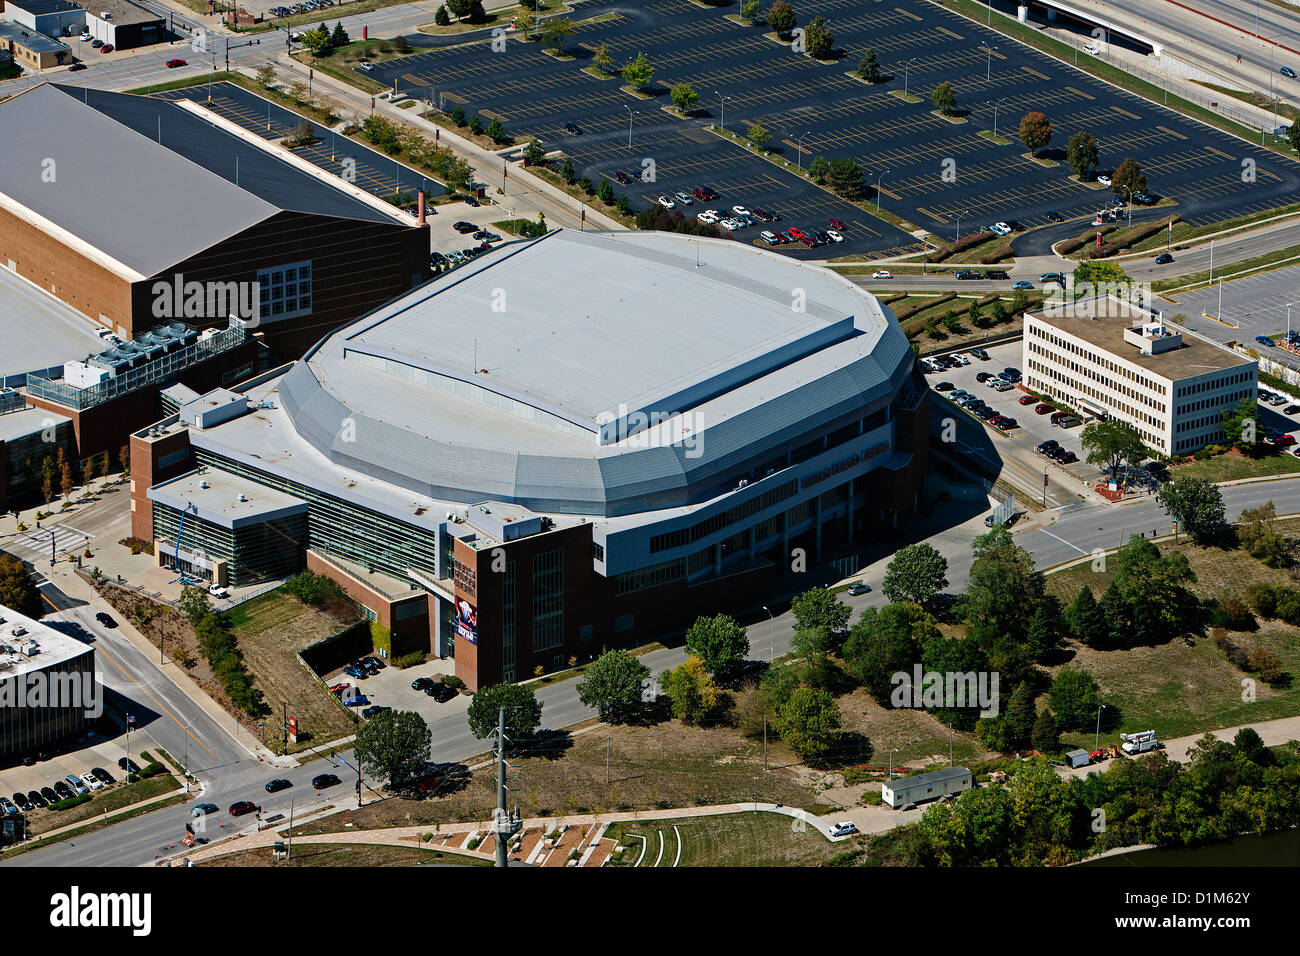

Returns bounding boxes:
[1085,828,1300,866]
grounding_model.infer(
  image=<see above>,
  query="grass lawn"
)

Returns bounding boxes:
[1044,520,1300,741]
[1166,451,1300,483]
[224,590,362,753]
[288,717,822,835]
[203,842,491,866]
[605,812,847,867]
[416,2,573,35]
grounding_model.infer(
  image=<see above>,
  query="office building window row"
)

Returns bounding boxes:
[531,549,564,652]
[649,479,799,553]
[1026,339,1166,413]
[1028,324,1166,398]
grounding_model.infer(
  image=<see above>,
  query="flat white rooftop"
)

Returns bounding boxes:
[0,267,105,380]
[149,468,308,530]
[0,604,94,681]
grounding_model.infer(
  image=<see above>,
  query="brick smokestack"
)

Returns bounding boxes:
[418,189,426,225]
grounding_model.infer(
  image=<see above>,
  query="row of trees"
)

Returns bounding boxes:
[356,113,475,190]
[886,729,1299,865]
[24,445,128,508]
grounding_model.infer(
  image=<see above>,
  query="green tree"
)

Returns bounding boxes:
[331,21,350,48]
[741,0,763,22]
[1066,130,1100,180]
[434,5,451,26]
[1066,586,1107,646]
[1004,683,1039,750]
[354,710,432,787]
[684,613,750,675]
[807,155,829,182]
[302,24,332,54]
[576,649,650,722]
[1157,476,1226,544]
[963,525,1046,686]
[597,176,615,204]
[541,16,574,53]
[466,683,542,742]
[1111,157,1147,197]
[746,118,771,147]
[670,82,699,114]
[766,0,796,36]
[791,587,851,634]
[856,48,881,82]
[803,15,833,59]
[1221,396,1262,454]
[447,0,472,18]
[1047,667,1101,732]
[1289,122,1300,153]
[1031,708,1060,753]
[1026,605,1059,660]
[826,157,865,198]
[661,654,719,724]
[773,686,840,763]
[882,543,949,608]
[621,51,655,90]
[1111,535,1197,643]
[256,64,276,87]
[524,137,545,166]
[450,104,466,126]
[591,40,613,74]
[1081,418,1147,481]
[486,116,505,142]
[560,156,575,183]
[931,80,957,115]
[468,115,484,136]
[0,553,42,619]
[1237,501,1288,566]
[1019,111,1052,155]
[177,585,213,626]
[843,602,940,701]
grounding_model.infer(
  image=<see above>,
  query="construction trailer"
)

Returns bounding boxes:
[1065,749,1092,769]
[881,766,973,809]
[1121,730,1161,755]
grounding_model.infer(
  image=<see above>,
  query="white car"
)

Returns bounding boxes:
[1083,43,1100,55]
[656,195,676,209]
[208,583,230,599]
[951,353,970,366]
[1097,173,1112,186]
[871,270,892,279]
[674,191,694,206]
[697,209,718,223]
[717,218,740,231]
[357,60,374,72]
[81,773,103,792]
[731,205,749,217]
[829,821,858,837]
[760,230,780,244]
[826,229,844,243]
[991,221,1011,236]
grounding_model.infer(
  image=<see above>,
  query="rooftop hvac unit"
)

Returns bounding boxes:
[237,493,248,502]
[199,480,210,489]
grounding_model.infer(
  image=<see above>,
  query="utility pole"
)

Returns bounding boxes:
[493,706,520,867]
[606,735,611,787]
[282,701,288,755]
[287,798,294,859]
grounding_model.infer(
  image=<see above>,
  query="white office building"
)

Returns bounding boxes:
[1022,296,1257,456]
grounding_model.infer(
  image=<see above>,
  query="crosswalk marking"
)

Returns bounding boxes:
[11,526,94,557]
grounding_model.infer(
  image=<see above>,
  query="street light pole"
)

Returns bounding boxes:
[875,170,888,213]
[623,105,636,148]
[986,44,997,82]
[714,90,731,134]
[1094,704,1107,752]
[797,131,810,172]
[992,96,1005,138]
[889,748,899,780]
[955,208,968,243]
[904,58,916,98]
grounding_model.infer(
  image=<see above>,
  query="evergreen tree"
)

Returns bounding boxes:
[1031,708,1059,753]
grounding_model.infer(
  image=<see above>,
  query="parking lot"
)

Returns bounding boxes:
[1170,265,1300,370]
[363,0,1300,258]
[0,720,157,821]
[923,338,1101,496]
[322,657,471,731]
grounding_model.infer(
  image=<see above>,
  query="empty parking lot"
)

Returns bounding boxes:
[366,0,1300,256]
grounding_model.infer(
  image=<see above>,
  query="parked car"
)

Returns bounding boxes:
[656,195,676,209]
[563,121,582,134]
[312,773,341,789]
[0,797,20,816]
[1018,394,1036,406]
[847,582,871,596]
[825,229,844,243]
[1047,211,1065,223]
[343,664,367,680]
[52,781,74,800]
[411,676,435,691]
[362,705,393,719]
[985,269,1009,280]
[1285,404,1300,415]
[1083,43,1100,55]
[975,371,993,383]
[264,778,292,793]
[1056,450,1079,464]
[99,44,113,53]
[360,656,384,673]
[12,792,32,812]
[1037,439,1060,454]
[117,757,141,774]
[969,348,989,361]
[1040,272,1066,285]
[95,612,117,628]
[40,787,58,804]
[26,790,47,809]
[1096,173,1112,186]
[1035,403,1054,415]
[452,220,478,234]
[81,773,103,791]
[829,821,859,837]
[208,583,230,599]
[228,801,258,817]
[427,682,458,702]
[91,767,114,785]
[934,381,954,391]
[68,62,87,71]
[357,60,374,72]
[760,230,780,244]
[955,269,980,280]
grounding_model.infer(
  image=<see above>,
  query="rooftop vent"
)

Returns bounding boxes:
[237,493,249,502]
[199,480,210,489]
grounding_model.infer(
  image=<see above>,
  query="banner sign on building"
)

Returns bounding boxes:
[454,597,478,645]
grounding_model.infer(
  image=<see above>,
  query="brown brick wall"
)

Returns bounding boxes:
[0,206,134,334]
[129,427,194,542]
[306,550,432,659]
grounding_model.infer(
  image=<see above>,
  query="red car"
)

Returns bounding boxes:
[829,218,846,230]
[691,187,708,200]
[166,58,186,68]
[1018,394,1036,406]
[1035,403,1054,415]
[328,682,350,695]
[1277,433,1296,447]
[99,43,113,53]
[787,226,806,241]
[228,801,259,817]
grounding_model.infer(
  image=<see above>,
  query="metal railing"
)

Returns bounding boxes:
[25,325,247,410]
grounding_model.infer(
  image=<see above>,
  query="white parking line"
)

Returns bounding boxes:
[1037,528,1090,554]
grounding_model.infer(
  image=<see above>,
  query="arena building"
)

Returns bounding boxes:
[130,230,929,689]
